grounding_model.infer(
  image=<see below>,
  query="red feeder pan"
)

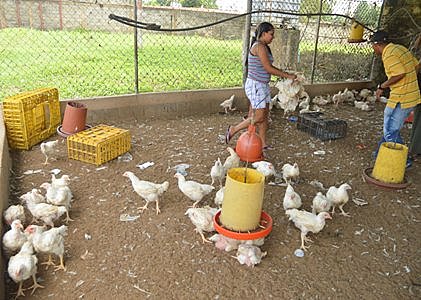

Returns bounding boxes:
[405,111,414,123]
[213,210,273,240]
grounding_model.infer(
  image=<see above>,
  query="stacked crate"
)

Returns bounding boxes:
[2,88,61,150]
[67,124,131,166]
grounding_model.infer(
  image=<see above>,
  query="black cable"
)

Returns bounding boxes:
[109,10,375,33]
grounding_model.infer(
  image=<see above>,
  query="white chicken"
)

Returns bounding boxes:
[234,244,267,267]
[123,171,169,215]
[174,173,215,207]
[40,140,59,164]
[220,94,235,114]
[252,161,276,179]
[210,158,225,187]
[185,206,218,243]
[3,204,26,225]
[275,77,304,116]
[223,147,240,173]
[311,192,332,214]
[3,220,27,256]
[8,241,44,298]
[51,174,71,187]
[214,186,225,207]
[40,182,73,222]
[209,233,241,252]
[23,198,67,227]
[19,188,46,205]
[359,88,372,99]
[25,224,67,271]
[326,183,352,217]
[283,184,302,211]
[285,208,332,250]
[209,234,264,252]
[282,162,299,183]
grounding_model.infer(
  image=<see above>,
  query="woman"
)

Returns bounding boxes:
[225,22,296,150]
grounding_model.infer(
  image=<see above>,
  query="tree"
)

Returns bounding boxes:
[298,0,334,22]
[146,0,173,6]
[354,2,380,28]
[180,0,217,8]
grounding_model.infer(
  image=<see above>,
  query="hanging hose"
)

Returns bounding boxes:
[109,9,375,33]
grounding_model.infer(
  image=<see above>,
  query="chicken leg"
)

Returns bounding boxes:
[155,200,161,215]
[65,211,74,223]
[139,202,149,213]
[43,156,49,165]
[41,254,56,269]
[196,229,212,244]
[15,281,25,298]
[53,255,66,271]
[29,273,45,295]
[339,205,350,217]
[300,232,310,251]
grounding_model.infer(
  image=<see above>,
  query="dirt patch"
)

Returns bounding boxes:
[5,102,421,299]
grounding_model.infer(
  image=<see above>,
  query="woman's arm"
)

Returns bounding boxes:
[255,44,296,80]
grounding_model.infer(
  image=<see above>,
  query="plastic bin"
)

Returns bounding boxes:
[2,88,61,150]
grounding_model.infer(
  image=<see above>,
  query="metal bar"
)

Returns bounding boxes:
[242,0,252,85]
[310,0,323,84]
[133,0,139,94]
[369,0,386,82]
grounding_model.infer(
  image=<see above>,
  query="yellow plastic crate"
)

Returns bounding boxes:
[2,88,61,150]
[67,124,131,166]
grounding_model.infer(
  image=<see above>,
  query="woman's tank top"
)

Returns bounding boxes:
[247,42,273,83]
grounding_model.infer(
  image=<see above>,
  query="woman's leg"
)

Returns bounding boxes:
[258,105,270,148]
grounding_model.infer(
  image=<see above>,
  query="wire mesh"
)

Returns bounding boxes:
[0,0,382,100]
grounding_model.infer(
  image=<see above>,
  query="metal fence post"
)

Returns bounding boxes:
[310,0,323,84]
[134,0,140,94]
[242,0,252,86]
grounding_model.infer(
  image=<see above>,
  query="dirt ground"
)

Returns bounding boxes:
[5,101,421,299]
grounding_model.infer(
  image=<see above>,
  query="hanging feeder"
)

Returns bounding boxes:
[235,124,263,162]
[364,142,410,190]
[214,167,273,240]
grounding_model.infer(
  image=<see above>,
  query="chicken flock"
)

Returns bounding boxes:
[3,84,373,296]
[3,172,72,298]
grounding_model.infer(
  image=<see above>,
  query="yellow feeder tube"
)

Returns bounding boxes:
[372,142,407,183]
[220,168,265,232]
[348,20,364,43]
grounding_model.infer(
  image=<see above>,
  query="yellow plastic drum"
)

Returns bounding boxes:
[372,142,407,183]
[348,21,364,43]
[219,168,265,231]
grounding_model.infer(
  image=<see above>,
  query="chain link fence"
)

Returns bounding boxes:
[0,0,382,100]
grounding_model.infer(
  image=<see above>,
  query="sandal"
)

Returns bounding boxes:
[225,126,232,144]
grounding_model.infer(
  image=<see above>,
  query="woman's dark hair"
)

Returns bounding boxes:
[250,22,274,55]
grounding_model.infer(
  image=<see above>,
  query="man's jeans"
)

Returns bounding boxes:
[374,103,414,158]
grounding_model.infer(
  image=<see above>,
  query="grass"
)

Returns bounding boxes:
[0,28,243,100]
[0,28,373,100]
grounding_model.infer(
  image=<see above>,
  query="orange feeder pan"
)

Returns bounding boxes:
[213,210,273,240]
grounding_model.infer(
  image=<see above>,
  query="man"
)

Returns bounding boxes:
[371,30,421,168]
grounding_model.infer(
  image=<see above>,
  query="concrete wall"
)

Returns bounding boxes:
[0,1,245,40]
[58,82,372,122]
[0,1,355,41]
[0,109,11,298]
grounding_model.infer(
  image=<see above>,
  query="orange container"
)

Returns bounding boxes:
[235,125,263,162]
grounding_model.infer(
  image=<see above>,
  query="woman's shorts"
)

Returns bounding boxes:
[245,78,271,109]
